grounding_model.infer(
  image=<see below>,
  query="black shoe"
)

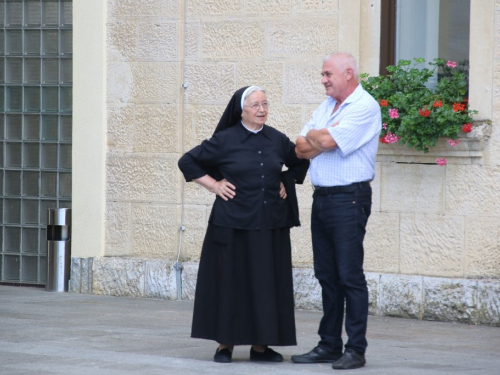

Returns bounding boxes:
[291,346,343,363]
[214,348,232,363]
[250,347,283,362]
[332,349,366,370]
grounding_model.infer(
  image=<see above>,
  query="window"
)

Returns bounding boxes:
[380,0,470,78]
[0,0,72,285]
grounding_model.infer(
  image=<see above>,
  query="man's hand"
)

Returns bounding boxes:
[296,122,339,159]
[295,136,322,159]
[306,128,337,152]
[330,120,340,128]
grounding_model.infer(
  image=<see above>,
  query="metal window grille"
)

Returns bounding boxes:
[0,0,72,285]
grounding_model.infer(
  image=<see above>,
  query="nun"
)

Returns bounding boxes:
[178,86,309,363]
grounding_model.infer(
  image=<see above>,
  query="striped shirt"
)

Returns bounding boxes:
[299,84,382,187]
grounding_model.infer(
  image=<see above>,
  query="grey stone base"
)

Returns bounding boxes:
[70,257,500,326]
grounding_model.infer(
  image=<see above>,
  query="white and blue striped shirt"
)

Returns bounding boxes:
[299,84,382,187]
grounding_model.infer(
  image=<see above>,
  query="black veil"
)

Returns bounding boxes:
[212,86,249,135]
[206,86,249,180]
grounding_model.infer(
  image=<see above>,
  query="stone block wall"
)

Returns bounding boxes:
[91,0,500,325]
[364,161,500,279]
[105,0,183,260]
[69,257,500,326]
[104,0,339,263]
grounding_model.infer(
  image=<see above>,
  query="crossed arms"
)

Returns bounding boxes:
[295,122,339,159]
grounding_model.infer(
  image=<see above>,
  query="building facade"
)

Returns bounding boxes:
[69,0,499,325]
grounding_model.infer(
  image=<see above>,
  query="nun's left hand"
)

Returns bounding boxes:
[279,182,287,199]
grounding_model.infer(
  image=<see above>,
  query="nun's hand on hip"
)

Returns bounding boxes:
[211,179,236,201]
[279,182,287,199]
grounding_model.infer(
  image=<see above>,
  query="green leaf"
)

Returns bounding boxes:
[361,57,476,154]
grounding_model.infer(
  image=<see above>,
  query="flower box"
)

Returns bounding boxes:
[376,120,491,165]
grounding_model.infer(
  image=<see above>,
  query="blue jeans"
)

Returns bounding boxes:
[311,186,371,354]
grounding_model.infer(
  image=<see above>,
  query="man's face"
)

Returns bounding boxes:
[321,58,346,100]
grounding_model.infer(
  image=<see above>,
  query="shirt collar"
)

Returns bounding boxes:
[241,121,263,133]
[328,83,364,108]
[237,122,272,142]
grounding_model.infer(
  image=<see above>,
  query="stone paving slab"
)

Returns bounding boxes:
[1,285,500,374]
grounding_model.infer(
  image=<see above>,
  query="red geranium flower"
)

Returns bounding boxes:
[433,100,443,107]
[419,108,431,117]
[453,102,466,112]
[462,123,472,133]
[379,99,389,106]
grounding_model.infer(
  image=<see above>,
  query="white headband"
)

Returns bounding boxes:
[241,86,259,110]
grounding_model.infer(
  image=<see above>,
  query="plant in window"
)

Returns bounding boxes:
[360,58,477,161]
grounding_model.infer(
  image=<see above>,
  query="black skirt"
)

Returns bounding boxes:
[191,213,297,346]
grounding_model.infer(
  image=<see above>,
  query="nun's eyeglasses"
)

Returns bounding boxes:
[245,102,269,111]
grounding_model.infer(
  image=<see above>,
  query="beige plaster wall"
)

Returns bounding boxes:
[72,0,107,257]
[99,0,500,279]
[470,0,494,120]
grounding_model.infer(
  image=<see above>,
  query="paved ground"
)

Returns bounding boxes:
[1,285,499,374]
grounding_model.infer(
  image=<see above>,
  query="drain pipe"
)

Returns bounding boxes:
[173,225,185,300]
[175,0,188,300]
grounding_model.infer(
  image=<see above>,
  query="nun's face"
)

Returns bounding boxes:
[241,91,268,130]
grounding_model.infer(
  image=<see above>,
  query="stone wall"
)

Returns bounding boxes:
[69,257,500,326]
[92,0,500,325]
[105,0,338,262]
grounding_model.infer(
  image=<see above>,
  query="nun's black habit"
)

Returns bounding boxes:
[178,87,309,346]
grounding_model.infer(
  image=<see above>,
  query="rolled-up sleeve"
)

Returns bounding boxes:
[328,100,381,157]
[178,135,222,182]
